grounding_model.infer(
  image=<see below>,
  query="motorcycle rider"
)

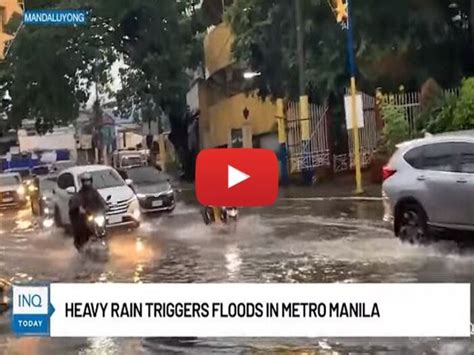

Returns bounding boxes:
[69,172,107,251]
[202,206,238,225]
[202,206,223,225]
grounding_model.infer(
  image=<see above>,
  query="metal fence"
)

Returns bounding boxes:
[286,101,331,173]
[334,93,379,173]
[384,89,459,137]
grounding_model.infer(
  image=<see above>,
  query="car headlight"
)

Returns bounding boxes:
[17,186,25,196]
[94,215,106,227]
[42,219,54,228]
[166,189,174,196]
[136,193,147,199]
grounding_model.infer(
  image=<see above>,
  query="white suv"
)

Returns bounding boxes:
[383,133,474,243]
[53,165,141,229]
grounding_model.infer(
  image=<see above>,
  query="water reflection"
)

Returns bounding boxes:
[225,243,242,281]
[80,337,118,355]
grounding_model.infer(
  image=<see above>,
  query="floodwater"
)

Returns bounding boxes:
[0,189,473,354]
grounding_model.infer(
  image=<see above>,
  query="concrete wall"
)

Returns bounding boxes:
[200,89,277,148]
[18,130,77,158]
[204,23,234,78]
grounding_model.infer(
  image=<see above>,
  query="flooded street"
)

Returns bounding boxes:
[0,189,473,354]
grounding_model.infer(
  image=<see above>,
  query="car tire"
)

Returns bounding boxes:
[397,203,429,244]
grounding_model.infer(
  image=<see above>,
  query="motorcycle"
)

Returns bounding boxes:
[80,211,108,259]
[86,212,107,240]
[202,206,239,233]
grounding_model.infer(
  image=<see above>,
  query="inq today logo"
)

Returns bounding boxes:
[12,286,54,336]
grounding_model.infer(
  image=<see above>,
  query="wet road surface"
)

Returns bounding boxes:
[0,190,473,354]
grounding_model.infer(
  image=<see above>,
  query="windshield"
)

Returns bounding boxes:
[127,167,167,184]
[8,169,31,179]
[0,175,20,186]
[81,169,125,189]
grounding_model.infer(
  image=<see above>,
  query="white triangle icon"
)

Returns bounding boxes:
[228,165,250,189]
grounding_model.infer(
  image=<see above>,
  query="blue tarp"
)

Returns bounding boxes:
[1,150,70,171]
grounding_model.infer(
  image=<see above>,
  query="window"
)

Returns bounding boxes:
[127,167,167,184]
[420,143,459,172]
[80,169,124,189]
[456,143,474,174]
[57,173,75,190]
[404,146,424,169]
[0,175,20,186]
[32,166,50,176]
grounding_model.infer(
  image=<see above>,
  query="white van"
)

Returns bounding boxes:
[53,165,141,229]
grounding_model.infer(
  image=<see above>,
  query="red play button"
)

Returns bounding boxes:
[196,149,278,207]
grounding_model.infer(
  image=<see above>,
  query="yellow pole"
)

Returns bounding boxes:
[276,99,286,144]
[350,77,363,194]
[299,95,310,141]
[212,206,221,223]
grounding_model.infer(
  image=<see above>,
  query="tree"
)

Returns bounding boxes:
[1,0,118,132]
[94,0,209,179]
[0,0,208,179]
[227,0,472,102]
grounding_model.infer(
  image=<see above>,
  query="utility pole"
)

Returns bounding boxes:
[471,0,474,47]
[295,0,305,97]
[295,0,312,184]
[332,0,363,193]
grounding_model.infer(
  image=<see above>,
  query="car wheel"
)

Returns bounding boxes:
[397,204,429,244]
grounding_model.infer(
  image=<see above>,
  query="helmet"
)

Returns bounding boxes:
[81,172,93,187]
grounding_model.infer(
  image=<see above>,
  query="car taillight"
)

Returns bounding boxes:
[382,165,397,181]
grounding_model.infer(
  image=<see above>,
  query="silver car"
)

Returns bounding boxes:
[382,133,474,243]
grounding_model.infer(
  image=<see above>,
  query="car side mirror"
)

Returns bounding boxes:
[66,186,76,195]
[125,179,133,186]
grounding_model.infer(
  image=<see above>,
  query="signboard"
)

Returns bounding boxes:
[344,94,364,129]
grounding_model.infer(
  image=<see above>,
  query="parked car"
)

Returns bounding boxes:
[113,151,147,170]
[0,173,27,209]
[32,165,51,177]
[118,166,175,213]
[53,165,141,229]
[382,133,474,243]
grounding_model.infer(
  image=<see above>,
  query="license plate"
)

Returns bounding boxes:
[108,215,122,224]
[2,197,13,203]
[152,200,163,207]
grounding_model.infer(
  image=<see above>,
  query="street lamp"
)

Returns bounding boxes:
[243,71,261,80]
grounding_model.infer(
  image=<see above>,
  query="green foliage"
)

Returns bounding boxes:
[452,77,474,130]
[424,93,458,134]
[226,0,470,101]
[381,102,409,154]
